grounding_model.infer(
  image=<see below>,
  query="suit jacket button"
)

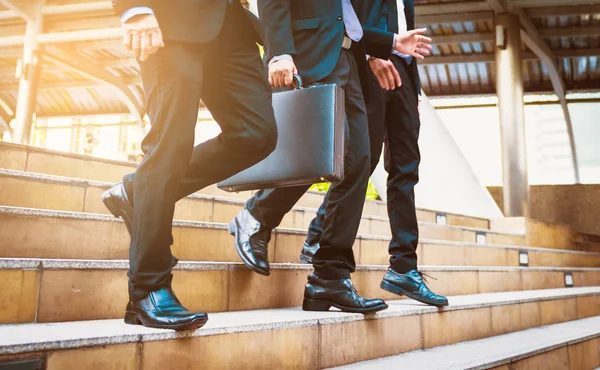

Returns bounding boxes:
[336,15,342,21]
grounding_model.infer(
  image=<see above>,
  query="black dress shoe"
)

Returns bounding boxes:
[124,287,208,331]
[380,269,449,307]
[102,183,134,235]
[102,183,176,251]
[303,274,388,313]
[228,207,271,276]
[299,241,320,264]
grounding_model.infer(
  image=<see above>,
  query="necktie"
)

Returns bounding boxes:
[341,0,363,42]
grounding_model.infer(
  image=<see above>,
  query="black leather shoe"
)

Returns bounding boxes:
[303,274,388,313]
[102,183,134,235]
[299,241,320,264]
[124,287,208,331]
[228,207,271,276]
[380,269,449,307]
[102,183,175,250]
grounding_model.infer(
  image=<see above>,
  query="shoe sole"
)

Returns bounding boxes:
[101,191,133,237]
[124,312,208,331]
[380,280,449,307]
[302,298,388,313]
[228,218,270,277]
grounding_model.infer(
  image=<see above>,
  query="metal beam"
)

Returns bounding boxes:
[485,0,506,14]
[0,27,123,47]
[0,97,13,134]
[514,7,581,183]
[0,0,38,21]
[526,4,600,17]
[41,48,144,123]
[416,1,492,16]
[0,1,111,20]
[416,11,494,26]
[419,48,600,65]
[511,0,600,7]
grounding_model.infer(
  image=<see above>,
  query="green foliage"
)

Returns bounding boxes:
[309,180,380,201]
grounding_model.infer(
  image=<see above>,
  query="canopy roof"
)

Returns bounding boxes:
[0,0,598,119]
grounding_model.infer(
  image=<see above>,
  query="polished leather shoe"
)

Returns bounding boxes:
[299,241,320,264]
[380,269,449,307]
[228,207,271,276]
[303,274,388,313]
[102,183,134,235]
[102,182,175,250]
[124,287,208,331]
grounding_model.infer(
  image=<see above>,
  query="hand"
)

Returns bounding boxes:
[368,58,402,90]
[394,28,432,61]
[268,59,298,88]
[122,14,164,62]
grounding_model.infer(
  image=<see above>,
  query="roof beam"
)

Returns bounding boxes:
[416,1,491,16]
[0,1,111,20]
[0,97,13,133]
[420,47,600,64]
[0,0,39,22]
[511,0,600,7]
[41,48,143,123]
[416,11,494,26]
[526,4,600,17]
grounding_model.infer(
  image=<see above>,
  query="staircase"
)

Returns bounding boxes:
[0,140,599,370]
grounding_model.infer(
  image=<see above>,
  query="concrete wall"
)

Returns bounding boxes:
[488,185,600,236]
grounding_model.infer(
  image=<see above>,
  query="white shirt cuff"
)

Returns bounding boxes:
[121,6,154,24]
[269,54,293,66]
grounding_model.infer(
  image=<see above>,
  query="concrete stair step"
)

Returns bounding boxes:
[0,287,599,369]
[0,142,492,228]
[2,257,600,325]
[1,206,597,268]
[331,315,600,370]
[0,170,523,246]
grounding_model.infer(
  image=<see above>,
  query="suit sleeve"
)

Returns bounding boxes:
[111,0,152,18]
[362,27,394,60]
[258,0,296,59]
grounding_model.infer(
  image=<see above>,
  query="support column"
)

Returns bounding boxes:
[495,12,529,217]
[12,4,43,144]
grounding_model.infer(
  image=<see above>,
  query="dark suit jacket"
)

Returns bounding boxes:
[352,0,421,95]
[257,0,393,94]
[112,0,262,44]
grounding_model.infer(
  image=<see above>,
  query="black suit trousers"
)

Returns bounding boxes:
[123,3,277,301]
[306,55,421,274]
[246,49,370,280]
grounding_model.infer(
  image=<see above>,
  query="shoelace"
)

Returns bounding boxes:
[419,272,437,284]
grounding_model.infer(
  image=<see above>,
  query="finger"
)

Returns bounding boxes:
[140,32,152,61]
[417,36,433,45]
[151,30,163,52]
[391,67,402,88]
[269,73,276,88]
[123,31,133,51]
[417,42,432,51]
[411,52,425,61]
[383,68,396,90]
[155,28,165,48]
[416,48,430,56]
[276,71,285,88]
[284,70,294,87]
[375,73,388,90]
[410,28,428,36]
[131,32,141,59]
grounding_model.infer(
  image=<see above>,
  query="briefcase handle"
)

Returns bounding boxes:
[292,74,303,90]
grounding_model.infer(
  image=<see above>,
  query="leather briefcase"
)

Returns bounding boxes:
[218,79,345,192]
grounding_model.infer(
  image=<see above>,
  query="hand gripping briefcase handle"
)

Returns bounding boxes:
[217,75,346,192]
